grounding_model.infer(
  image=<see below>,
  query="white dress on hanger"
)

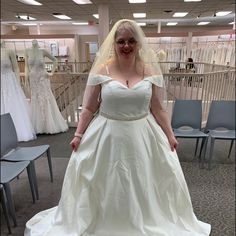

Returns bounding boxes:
[25,74,211,236]
[1,50,36,142]
[27,49,68,134]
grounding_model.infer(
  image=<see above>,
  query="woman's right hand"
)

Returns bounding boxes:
[70,137,81,151]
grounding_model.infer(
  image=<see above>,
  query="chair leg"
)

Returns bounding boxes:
[26,165,36,203]
[228,140,234,159]
[0,187,12,234]
[30,162,39,200]
[47,148,53,182]
[4,183,17,227]
[194,138,199,158]
[200,137,208,168]
[208,138,215,170]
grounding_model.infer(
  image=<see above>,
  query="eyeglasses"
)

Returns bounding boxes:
[115,38,137,46]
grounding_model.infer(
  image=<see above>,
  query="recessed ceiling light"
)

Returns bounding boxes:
[216,11,232,16]
[17,0,42,5]
[15,15,36,20]
[93,14,99,19]
[197,22,210,25]
[52,13,71,20]
[167,22,178,26]
[72,0,92,4]
[229,21,234,24]
[137,22,146,26]
[173,12,188,17]
[184,0,201,2]
[129,0,146,3]
[133,13,146,18]
[72,22,88,25]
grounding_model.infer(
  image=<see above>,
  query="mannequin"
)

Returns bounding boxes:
[1,40,36,141]
[25,40,68,134]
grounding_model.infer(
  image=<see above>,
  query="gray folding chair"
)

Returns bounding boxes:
[0,160,35,227]
[0,183,12,234]
[201,100,236,170]
[1,113,53,200]
[171,100,208,162]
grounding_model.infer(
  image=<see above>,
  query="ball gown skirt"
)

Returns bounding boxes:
[25,75,211,236]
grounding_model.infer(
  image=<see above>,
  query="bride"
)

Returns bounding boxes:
[25,19,211,236]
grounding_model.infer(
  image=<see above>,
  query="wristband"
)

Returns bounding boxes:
[74,132,83,138]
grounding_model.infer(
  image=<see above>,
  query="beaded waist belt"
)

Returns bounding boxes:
[99,111,149,121]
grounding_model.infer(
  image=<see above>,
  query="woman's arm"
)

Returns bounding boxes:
[150,85,178,151]
[70,85,101,151]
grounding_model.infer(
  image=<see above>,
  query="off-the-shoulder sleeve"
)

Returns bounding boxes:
[144,75,164,87]
[87,74,112,85]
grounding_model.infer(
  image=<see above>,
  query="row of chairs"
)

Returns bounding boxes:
[0,113,53,234]
[171,100,235,169]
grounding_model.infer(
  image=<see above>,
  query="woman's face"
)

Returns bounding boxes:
[114,28,139,61]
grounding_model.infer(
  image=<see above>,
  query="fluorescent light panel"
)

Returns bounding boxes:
[21,23,37,26]
[173,12,188,17]
[93,14,99,19]
[197,22,210,25]
[216,11,232,16]
[16,15,36,20]
[133,13,146,18]
[72,0,92,4]
[184,0,201,2]
[167,22,178,26]
[129,0,146,3]
[53,14,71,20]
[137,22,146,26]
[17,0,42,5]
[72,22,88,25]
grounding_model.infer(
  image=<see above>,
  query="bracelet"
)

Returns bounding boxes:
[74,132,83,138]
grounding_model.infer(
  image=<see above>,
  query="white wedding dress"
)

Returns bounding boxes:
[27,50,68,134]
[25,75,211,236]
[1,55,36,141]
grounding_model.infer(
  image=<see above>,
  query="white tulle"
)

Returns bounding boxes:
[25,76,211,236]
[1,55,36,142]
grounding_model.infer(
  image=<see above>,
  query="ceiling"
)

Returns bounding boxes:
[1,0,235,28]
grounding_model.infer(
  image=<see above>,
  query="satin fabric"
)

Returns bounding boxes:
[25,76,211,236]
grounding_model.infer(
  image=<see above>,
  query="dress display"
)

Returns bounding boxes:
[25,43,68,134]
[25,74,211,236]
[1,48,36,142]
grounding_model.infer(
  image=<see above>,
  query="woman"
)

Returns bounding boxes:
[1,41,36,141]
[25,39,68,134]
[25,19,211,236]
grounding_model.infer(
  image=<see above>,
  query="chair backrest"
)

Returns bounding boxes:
[171,100,202,129]
[1,113,18,157]
[205,100,236,131]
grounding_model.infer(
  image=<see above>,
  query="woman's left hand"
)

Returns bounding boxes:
[168,135,178,152]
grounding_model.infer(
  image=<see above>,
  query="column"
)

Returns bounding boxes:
[186,32,193,58]
[98,4,109,47]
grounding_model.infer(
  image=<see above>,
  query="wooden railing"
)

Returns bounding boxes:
[19,62,235,127]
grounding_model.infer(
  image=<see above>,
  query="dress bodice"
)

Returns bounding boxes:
[99,76,152,120]
[27,49,45,72]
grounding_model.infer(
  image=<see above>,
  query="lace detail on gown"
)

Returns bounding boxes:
[27,50,68,134]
